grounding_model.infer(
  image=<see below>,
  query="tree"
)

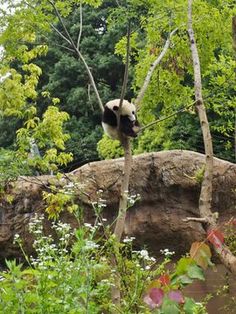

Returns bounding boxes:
[128,0,236,163]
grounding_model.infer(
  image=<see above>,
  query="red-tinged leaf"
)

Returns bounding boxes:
[150,288,164,305]
[143,288,164,309]
[143,295,157,309]
[190,242,212,269]
[168,290,185,304]
[159,274,170,286]
[207,229,224,249]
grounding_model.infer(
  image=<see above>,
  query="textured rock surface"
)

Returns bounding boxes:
[0,150,235,260]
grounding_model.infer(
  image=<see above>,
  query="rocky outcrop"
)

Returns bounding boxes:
[0,150,235,261]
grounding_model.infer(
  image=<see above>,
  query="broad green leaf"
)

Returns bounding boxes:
[175,257,195,275]
[184,297,198,314]
[161,298,180,314]
[187,264,205,281]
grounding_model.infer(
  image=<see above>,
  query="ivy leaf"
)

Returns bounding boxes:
[168,290,185,304]
[187,264,205,281]
[190,242,212,269]
[143,288,164,309]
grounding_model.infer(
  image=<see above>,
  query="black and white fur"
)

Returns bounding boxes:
[102,99,140,140]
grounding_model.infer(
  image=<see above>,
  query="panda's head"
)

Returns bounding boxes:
[105,99,136,122]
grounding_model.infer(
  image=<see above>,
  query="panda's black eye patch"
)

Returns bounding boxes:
[132,111,135,114]
[113,105,119,111]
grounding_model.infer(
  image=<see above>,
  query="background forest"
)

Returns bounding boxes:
[0,0,235,178]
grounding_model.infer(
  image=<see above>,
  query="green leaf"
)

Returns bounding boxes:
[177,275,193,285]
[175,257,195,275]
[161,298,180,314]
[183,297,198,314]
[187,264,205,281]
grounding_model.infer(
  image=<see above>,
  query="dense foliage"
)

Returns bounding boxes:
[0,0,235,175]
[0,206,209,313]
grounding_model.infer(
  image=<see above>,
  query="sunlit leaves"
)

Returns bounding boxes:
[83,0,102,8]
[16,106,73,173]
[43,190,77,219]
[131,0,236,161]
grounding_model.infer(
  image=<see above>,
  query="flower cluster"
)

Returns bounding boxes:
[123,236,135,243]
[127,193,141,207]
[160,248,175,257]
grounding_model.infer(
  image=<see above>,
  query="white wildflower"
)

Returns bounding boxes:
[140,250,149,259]
[84,240,100,250]
[123,236,135,243]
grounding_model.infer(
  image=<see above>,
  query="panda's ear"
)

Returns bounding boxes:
[113,105,119,111]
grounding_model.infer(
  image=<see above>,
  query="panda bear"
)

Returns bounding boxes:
[102,99,140,140]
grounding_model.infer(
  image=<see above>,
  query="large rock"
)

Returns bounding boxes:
[0,150,235,261]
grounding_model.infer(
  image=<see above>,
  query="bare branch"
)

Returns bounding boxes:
[49,23,72,45]
[48,0,104,112]
[139,100,196,133]
[77,0,83,50]
[232,16,236,52]
[183,217,208,223]
[135,28,178,108]
[54,43,75,53]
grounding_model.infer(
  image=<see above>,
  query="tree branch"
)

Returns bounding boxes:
[135,28,178,108]
[77,0,83,50]
[139,100,196,133]
[50,23,72,45]
[183,217,208,223]
[48,0,104,112]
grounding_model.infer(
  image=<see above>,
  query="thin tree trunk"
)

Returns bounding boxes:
[188,0,236,275]
[110,22,132,311]
[187,0,214,221]
[232,16,236,161]
[113,137,132,241]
